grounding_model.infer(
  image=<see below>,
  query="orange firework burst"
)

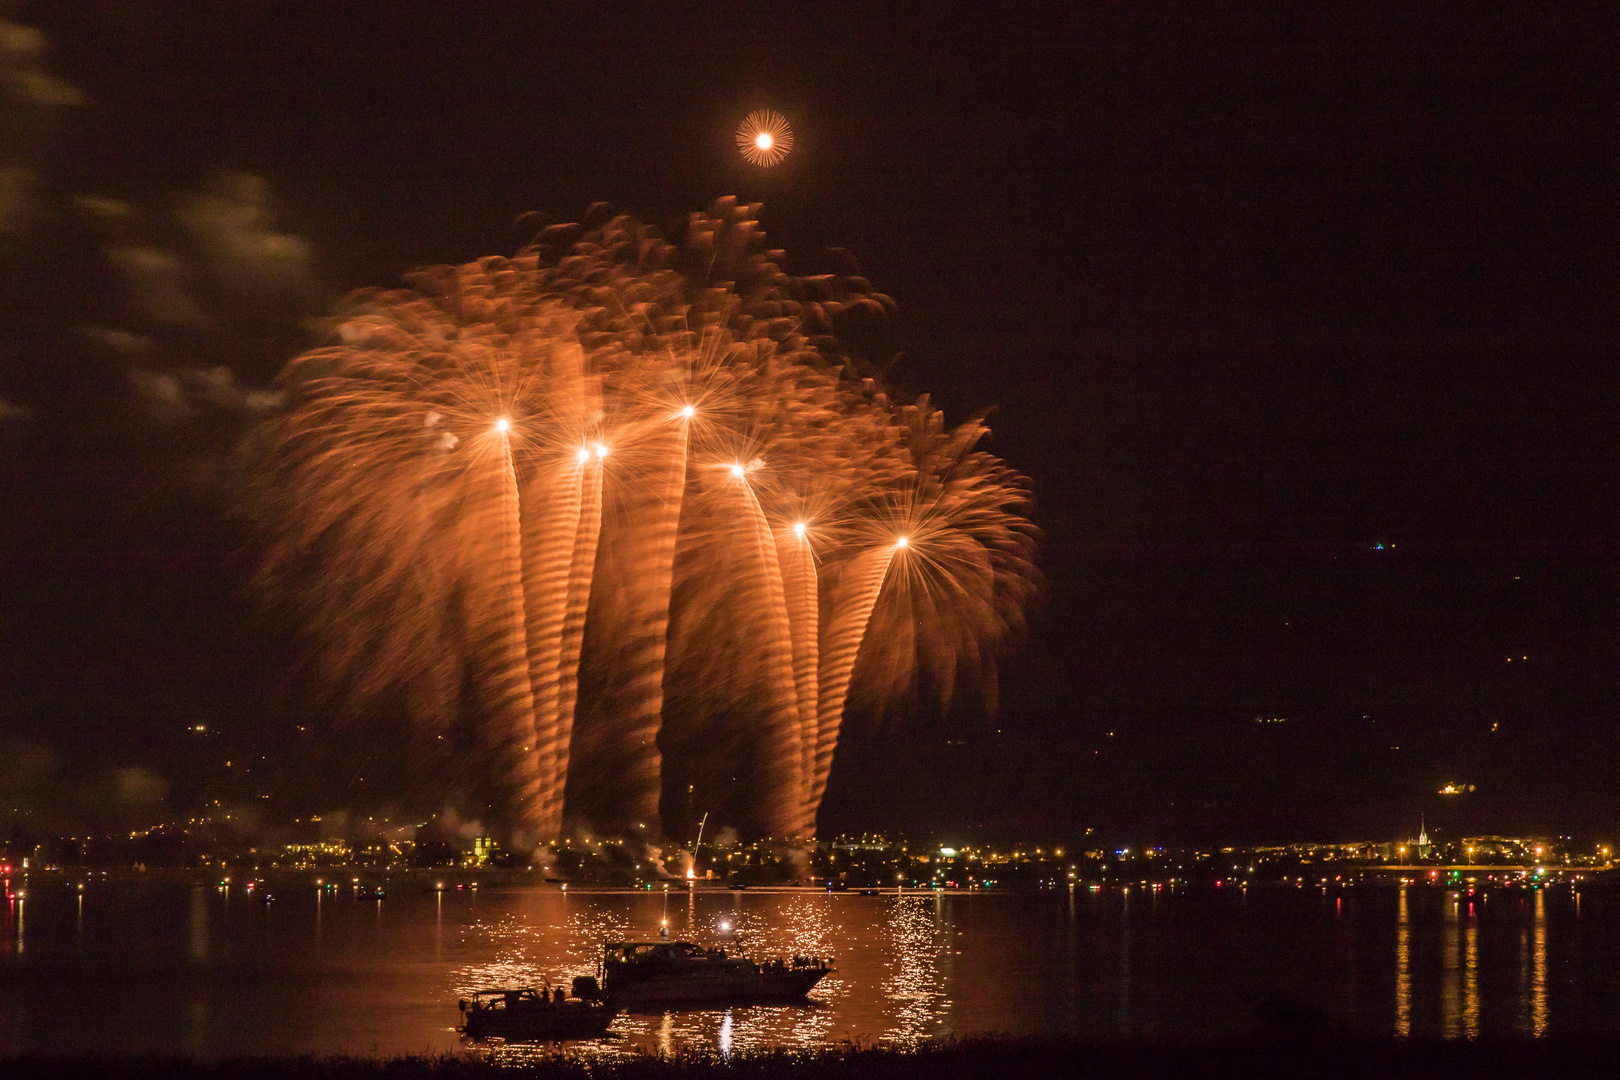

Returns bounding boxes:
[736,110,794,166]
[249,199,1037,848]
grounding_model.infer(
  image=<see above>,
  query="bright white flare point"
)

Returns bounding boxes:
[793,522,807,537]
[680,405,696,419]
[730,463,746,478]
[576,447,591,463]
[494,418,511,433]
[755,133,773,150]
[593,442,609,459]
[895,536,909,549]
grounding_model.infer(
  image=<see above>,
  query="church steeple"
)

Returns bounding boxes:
[1417,816,1432,859]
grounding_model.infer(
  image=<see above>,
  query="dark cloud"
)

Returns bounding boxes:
[0,15,321,466]
[0,14,327,827]
[77,170,320,417]
[0,14,83,239]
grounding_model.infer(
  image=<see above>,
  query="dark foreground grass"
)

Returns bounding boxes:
[8,1037,1620,1080]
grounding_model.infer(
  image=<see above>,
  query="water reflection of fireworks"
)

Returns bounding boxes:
[882,896,952,1043]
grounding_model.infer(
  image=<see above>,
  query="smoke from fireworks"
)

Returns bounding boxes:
[249,199,1037,846]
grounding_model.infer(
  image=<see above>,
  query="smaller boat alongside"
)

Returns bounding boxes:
[459,986,616,1041]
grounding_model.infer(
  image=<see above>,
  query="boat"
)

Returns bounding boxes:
[575,940,831,1008]
[459,986,616,1040]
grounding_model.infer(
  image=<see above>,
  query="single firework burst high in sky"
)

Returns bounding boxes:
[737,110,794,166]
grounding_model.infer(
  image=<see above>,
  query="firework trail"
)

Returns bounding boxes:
[481,418,543,836]
[251,199,1038,846]
[777,520,819,835]
[565,392,694,833]
[537,438,603,838]
[731,462,808,836]
[518,451,581,836]
[518,340,601,839]
[812,542,900,811]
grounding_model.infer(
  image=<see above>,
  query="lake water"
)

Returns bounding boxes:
[5,876,1620,1058]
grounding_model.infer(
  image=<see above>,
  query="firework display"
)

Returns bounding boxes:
[736,110,794,167]
[250,199,1037,847]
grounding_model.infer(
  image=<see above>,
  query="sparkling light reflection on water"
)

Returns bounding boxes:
[3,879,1618,1058]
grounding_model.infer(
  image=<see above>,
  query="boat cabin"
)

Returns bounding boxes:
[461,986,567,1012]
[603,941,730,965]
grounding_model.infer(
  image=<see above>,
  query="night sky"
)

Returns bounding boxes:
[3,2,1619,845]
